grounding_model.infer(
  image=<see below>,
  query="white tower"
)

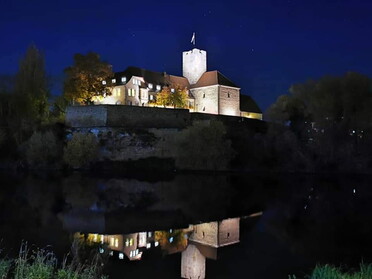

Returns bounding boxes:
[182,48,207,85]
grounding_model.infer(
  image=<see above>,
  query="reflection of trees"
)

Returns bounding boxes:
[155,229,188,254]
[63,175,98,210]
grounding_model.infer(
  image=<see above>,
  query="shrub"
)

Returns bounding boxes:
[25,131,60,166]
[0,259,11,279]
[64,133,98,169]
[175,120,234,170]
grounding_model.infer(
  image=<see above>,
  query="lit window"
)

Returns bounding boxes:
[171,88,175,93]
[125,239,129,247]
[112,79,116,83]
[148,232,152,237]
[156,85,161,91]
[148,83,153,89]
[102,80,106,85]
[146,243,151,249]
[154,241,159,247]
[130,251,133,257]
[129,238,133,246]
[121,77,126,83]
[169,237,174,243]
[119,253,124,260]
[136,249,139,255]
[93,234,97,242]
[115,238,119,247]
[150,95,153,101]
[110,238,114,246]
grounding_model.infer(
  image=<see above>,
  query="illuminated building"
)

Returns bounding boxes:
[94,47,262,120]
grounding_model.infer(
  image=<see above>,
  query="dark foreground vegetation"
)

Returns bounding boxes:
[0,242,108,279]
[289,263,372,279]
[1,45,372,173]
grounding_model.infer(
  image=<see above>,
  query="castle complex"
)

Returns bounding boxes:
[94,47,262,120]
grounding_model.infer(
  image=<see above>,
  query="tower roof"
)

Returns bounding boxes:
[240,94,262,113]
[190,71,239,89]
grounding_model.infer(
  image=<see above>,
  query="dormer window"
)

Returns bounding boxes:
[171,88,175,93]
[156,85,161,91]
[148,83,153,89]
[121,77,126,83]
[133,79,141,85]
[112,79,116,83]
[102,80,106,85]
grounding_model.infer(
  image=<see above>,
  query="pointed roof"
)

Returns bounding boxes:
[190,71,239,89]
[240,94,262,113]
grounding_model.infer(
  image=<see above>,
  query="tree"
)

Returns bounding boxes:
[170,85,189,108]
[63,52,113,105]
[155,84,189,108]
[14,45,49,121]
[156,86,171,107]
[25,131,60,166]
[63,132,98,168]
[175,120,234,170]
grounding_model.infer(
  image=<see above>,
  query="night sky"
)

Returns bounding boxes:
[1,0,372,110]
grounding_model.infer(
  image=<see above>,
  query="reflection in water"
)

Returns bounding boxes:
[76,216,252,279]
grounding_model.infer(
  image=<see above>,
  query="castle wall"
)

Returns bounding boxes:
[66,105,107,127]
[183,49,207,85]
[181,244,206,279]
[189,221,218,247]
[191,85,219,114]
[218,86,240,117]
[66,105,190,128]
[217,218,240,247]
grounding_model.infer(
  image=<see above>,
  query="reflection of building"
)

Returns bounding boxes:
[190,217,240,248]
[94,47,262,120]
[181,218,240,279]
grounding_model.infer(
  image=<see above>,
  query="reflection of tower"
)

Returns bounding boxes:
[181,244,206,279]
[182,48,207,85]
[189,217,240,247]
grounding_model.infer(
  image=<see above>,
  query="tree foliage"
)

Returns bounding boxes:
[175,120,234,170]
[63,52,113,105]
[25,131,60,166]
[155,84,189,108]
[64,133,98,169]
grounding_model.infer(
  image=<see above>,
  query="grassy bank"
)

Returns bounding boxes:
[0,243,108,279]
[290,264,372,279]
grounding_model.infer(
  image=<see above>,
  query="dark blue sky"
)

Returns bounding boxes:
[1,0,371,110]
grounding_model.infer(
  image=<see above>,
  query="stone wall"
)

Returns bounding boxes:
[219,86,240,116]
[217,218,240,247]
[66,105,190,128]
[191,85,219,114]
[190,221,218,247]
[181,244,206,279]
[66,105,107,127]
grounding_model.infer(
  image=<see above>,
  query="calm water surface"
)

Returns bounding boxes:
[0,171,371,278]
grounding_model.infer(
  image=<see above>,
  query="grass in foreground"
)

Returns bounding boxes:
[0,242,108,279]
[289,263,372,279]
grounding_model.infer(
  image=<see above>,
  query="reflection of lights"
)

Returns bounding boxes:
[119,253,124,260]
[169,237,174,243]
[146,243,151,249]
[304,205,307,210]
[353,189,356,194]
[99,248,104,254]
[154,241,159,247]
[109,251,113,256]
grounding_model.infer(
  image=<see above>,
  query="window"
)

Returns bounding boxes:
[148,83,153,89]
[156,85,161,91]
[227,93,230,98]
[125,239,129,247]
[121,77,126,83]
[203,107,205,111]
[148,232,152,237]
[227,232,230,238]
[202,232,205,238]
[115,238,119,247]
[112,79,116,83]
[102,80,106,85]
[171,88,175,93]
[150,95,153,101]
[128,88,136,97]
[133,79,141,85]
[119,253,124,260]
[203,93,205,98]
[129,238,133,246]
[110,238,114,246]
